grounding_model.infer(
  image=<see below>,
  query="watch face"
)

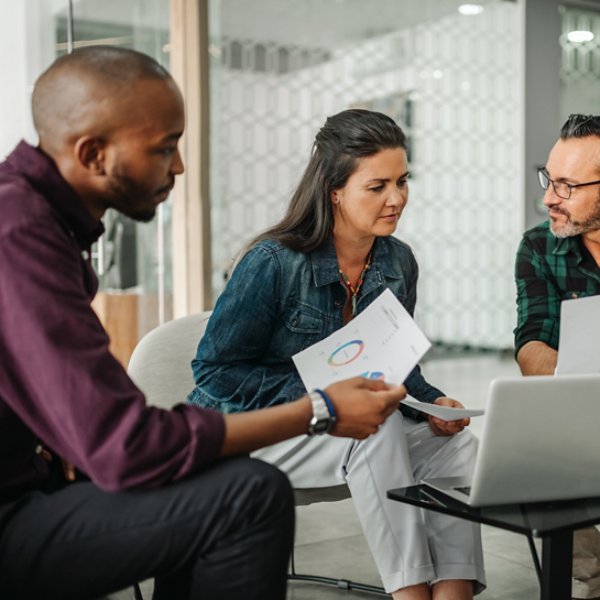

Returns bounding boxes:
[309,418,330,434]
[308,391,333,435]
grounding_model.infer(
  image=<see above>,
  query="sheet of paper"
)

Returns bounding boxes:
[292,288,431,390]
[556,295,600,375]
[401,397,484,420]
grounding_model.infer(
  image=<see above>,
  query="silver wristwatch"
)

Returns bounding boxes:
[307,390,334,435]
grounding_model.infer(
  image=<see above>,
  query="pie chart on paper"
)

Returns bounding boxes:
[328,340,364,366]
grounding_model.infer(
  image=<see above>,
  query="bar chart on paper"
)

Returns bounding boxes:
[292,289,431,391]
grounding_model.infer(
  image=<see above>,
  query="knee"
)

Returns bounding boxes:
[369,410,405,446]
[459,428,478,450]
[454,429,479,462]
[249,458,294,500]
[229,457,295,517]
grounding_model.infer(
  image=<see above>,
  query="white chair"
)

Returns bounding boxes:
[128,311,212,408]
[127,312,386,597]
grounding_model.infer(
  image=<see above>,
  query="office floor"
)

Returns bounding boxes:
[113,354,546,600]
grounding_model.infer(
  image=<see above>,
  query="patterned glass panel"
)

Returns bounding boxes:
[209,0,523,348]
[560,4,600,119]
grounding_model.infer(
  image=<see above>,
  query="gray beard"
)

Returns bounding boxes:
[549,202,600,238]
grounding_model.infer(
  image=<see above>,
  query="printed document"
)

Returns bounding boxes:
[400,397,484,420]
[292,288,431,390]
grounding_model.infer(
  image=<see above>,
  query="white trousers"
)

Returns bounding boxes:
[253,411,486,594]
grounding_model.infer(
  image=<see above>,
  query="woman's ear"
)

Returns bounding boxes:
[331,190,340,205]
[74,136,107,175]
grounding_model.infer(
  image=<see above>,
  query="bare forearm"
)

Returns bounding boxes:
[516,341,557,375]
[219,396,312,457]
[218,377,405,456]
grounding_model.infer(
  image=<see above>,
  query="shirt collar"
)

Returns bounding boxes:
[550,226,583,261]
[6,141,105,247]
[310,236,405,287]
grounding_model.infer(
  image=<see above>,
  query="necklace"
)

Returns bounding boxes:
[339,252,373,317]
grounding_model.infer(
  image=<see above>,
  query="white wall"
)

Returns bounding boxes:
[0,0,57,158]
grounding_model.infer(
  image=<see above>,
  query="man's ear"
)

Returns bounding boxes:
[74,136,107,175]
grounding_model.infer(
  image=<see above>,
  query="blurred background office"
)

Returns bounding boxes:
[1,2,599,598]
[1,0,598,365]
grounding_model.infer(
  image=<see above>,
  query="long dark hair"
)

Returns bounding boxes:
[250,108,407,253]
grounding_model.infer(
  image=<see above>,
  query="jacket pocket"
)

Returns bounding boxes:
[275,303,326,356]
[285,304,323,334]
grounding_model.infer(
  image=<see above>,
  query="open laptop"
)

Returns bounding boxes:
[421,374,600,507]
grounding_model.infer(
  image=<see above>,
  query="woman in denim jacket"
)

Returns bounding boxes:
[188,109,485,599]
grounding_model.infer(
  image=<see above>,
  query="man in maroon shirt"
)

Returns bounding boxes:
[0,46,404,599]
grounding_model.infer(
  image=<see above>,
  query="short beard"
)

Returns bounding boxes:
[549,196,600,238]
[107,168,157,223]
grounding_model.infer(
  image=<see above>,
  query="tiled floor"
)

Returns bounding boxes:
[113,354,548,599]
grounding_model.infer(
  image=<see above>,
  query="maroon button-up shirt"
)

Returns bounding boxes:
[0,142,225,494]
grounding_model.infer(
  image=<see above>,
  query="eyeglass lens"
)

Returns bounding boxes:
[538,170,570,199]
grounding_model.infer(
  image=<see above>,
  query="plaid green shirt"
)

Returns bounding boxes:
[514,221,600,353]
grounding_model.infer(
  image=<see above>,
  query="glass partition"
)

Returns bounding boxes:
[208,0,523,349]
[2,0,172,366]
[54,0,173,366]
[560,3,600,119]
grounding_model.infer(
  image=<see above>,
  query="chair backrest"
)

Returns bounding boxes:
[128,310,350,505]
[127,311,212,409]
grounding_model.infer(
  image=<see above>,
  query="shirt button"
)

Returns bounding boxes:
[291,318,298,326]
[334,301,341,308]
[81,250,90,260]
[35,444,43,454]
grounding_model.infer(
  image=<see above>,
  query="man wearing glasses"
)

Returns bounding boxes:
[514,113,600,599]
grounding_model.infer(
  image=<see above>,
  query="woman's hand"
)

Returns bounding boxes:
[427,396,470,437]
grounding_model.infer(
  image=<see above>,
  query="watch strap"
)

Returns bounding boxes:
[307,390,336,435]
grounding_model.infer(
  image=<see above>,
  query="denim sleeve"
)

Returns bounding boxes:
[400,365,445,420]
[188,245,307,413]
[396,250,445,420]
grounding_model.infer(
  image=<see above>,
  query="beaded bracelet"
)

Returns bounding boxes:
[314,388,336,419]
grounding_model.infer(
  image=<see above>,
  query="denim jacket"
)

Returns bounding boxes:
[187,236,443,419]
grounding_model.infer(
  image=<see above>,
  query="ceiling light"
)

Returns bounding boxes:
[567,30,594,43]
[458,4,484,16]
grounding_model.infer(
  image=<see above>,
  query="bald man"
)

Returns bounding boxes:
[0,47,404,600]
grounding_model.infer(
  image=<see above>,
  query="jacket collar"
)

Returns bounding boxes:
[310,236,404,287]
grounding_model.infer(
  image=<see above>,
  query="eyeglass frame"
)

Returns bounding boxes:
[538,168,600,200]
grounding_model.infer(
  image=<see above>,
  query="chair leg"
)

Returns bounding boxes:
[288,546,389,596]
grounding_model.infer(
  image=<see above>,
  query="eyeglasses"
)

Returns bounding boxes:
[538,168,600,200]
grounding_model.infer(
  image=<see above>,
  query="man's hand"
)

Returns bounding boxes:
[325,377,406,439]
[62,460,76,481]
[427,397,470,437]
[38,447,77,482]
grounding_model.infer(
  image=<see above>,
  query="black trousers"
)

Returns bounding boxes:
[0,457,294,600]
